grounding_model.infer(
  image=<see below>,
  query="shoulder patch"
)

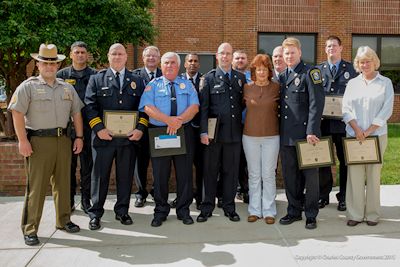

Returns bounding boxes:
[310,69,322,84]
[144,85,152,92]
[199,77,205,92]
[10,94,17,105]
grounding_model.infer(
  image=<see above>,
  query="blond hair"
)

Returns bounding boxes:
[353,46,380,73]
[282,37,301,49]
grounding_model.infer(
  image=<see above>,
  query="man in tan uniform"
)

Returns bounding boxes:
[8,44,84,246]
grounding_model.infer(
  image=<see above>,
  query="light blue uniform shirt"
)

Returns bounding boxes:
[139,76,199,126]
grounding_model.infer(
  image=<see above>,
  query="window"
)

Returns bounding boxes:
[258,33,317,65]
[352,35,400,93]
[178,53,216,76]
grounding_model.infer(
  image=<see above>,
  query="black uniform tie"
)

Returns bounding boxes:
[149,71,155,81]
[170,82,177,116]
[189,77,195,86]
[331,65,337,77]
[116,72,121,90]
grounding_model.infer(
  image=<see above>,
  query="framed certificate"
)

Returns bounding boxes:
[343,136,382,165]
[103,110,138,137]
[148,126,187,157]
[295,136,335,169]
[208,117,219,140]
[322,95,343,119]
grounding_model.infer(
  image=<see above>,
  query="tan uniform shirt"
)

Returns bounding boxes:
[8,76,83,130]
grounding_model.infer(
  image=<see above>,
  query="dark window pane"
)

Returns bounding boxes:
[258,34,285,56]
[381,37,400,65]
[178,54,216,75]
[352,36,377,59]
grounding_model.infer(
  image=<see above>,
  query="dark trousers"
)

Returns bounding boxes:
[237,145,249,194]
[192,126,204,203]
[319,133,347,202]
[151,125,194,219]
[134,131,151,199]
[280,145,319,219]
[201,141,241,214]
[88,144,136,219]
[70,127,92,203]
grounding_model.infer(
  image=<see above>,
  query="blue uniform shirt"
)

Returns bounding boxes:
[139,76,199,126]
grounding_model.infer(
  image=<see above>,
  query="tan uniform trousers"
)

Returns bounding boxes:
[346,134,388,222]
[21,136,72,235]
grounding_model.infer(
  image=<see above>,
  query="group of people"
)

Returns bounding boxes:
[9,35,394,246]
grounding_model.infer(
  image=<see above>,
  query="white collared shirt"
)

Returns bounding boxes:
[185,72,198,81]
[342,73,394,136]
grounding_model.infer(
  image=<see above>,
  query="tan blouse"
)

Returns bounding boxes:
[243,82,280,137]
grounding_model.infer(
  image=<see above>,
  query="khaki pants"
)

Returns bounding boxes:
[346,134,387,222]
[21,136,72,235]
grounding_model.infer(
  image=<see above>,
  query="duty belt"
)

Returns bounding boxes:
[27,128,67,137]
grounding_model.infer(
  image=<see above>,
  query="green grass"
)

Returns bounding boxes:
[381,123,400,184]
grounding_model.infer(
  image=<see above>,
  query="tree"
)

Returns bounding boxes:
[0,0,156,137]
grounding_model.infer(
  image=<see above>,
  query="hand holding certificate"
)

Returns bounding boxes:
[343,136,382,165]
[148,126,187,157]
[296,137,335,169]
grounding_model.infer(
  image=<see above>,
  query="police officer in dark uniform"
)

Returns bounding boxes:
[197,43,246,223]
[139,52,199,227]
[57,41,97,213]
[317,36,357,211]
[278,37,325,230]
[85,43,148,230]
[132,45,162,208]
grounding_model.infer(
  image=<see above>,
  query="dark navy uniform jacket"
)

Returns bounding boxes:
[199,67,246,143]
[84,68,148,147]
[317,60,357,134]
[57,66,97,124]
[132,67,162,85]
[279,61,325,146]
[181,72,202,127]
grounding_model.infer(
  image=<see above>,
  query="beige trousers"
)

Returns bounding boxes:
[21,136,72,235]
[346,134,387,222]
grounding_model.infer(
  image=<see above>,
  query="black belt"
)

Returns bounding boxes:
[27,128,67,137]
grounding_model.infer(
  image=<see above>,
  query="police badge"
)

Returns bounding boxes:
[295,77,300,86]
[344,72,350,80]
[131,81,137,90]
[179,83,186,89]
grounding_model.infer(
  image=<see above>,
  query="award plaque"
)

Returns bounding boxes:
[103,110,138,137]
[343,136,382,165]
[208,118,219,140]
[322,95,343,119]
[295,136,335,169]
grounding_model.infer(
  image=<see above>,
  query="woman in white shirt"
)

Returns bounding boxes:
[342,46,394,227]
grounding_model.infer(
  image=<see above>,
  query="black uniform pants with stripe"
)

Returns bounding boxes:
[201,141,241,214]
[88,144,136,219]
[280,145,319,219]
[319,132,347,202]
[151,125,194,219]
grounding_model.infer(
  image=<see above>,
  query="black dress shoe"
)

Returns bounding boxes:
[115,214,133,225]
[151,217,166,227]
[169,198,177,208]
[305,218,317,229]
[24,234,40,246]
[337,201,346,211]
[224,211,240,222]
[57,221,80,233]
[134,197,146,208]
[279,214,302,225]
[243,193,249,204]
[178,216,194,225]
[196,212,212,222]
[80,199,91,214]
[89,218,101,230]
[318,199,329,209]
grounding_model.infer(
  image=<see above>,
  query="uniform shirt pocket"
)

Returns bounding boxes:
[154,90,170,110]
[31,92,53,112]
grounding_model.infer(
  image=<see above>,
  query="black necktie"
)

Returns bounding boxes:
[331,65,337,77]
[189,77,195,86]
[225,73,230,84]
[149,72,155,81]
[115,72,121,89]
[170,82,177,116]
[286,69,292,80]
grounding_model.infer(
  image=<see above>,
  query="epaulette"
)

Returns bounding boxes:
[207,69,216,75]
[98,69,107,73]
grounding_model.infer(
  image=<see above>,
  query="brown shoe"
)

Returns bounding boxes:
[347,220,361,226]
[366,220,378,226]
[264,217,275,224]
[247,215,259,222]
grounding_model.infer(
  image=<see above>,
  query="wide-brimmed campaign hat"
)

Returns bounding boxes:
[30,43,66,62]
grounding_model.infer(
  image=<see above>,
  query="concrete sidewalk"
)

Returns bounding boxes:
[1,185,400,267]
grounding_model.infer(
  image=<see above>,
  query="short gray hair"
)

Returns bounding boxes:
[353,46,380,73]
[161,52,181,66]
[143,46,160,57]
